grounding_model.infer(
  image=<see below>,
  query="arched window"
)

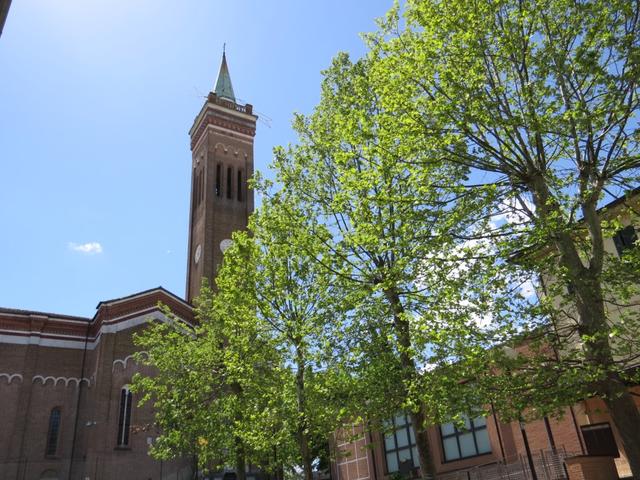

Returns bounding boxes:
[226,166,233,199]
[45,407,61,456]
[40,469,59,480]
[237,170,243,202]
[117,386,133,447]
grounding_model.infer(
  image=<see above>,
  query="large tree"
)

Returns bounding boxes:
[221,190,347,480]
[133,191,346,480]
[368,0,640,475]
[272,53,513,477]
[131,284,276,480]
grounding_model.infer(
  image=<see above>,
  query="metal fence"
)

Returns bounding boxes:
[438,448,574,480]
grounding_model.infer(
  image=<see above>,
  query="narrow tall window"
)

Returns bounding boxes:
[191,169,197,209]
[194,171,201,206]
[117,387,133,447]
[237,170,243,202]
[215,164,221,197]
[200,170,205,204]
[45,407,61,456]
[227,167,233,199]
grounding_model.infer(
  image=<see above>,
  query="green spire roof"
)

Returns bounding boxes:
[214,51,236,102]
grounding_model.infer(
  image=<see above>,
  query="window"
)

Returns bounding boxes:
[613,225,637,256]
[45,407,61,456]
[581,423,619,457]
[199,170,204,204]
[117,387,133,447]
[215,164,221,197]
[384,413,419,473]
[440,416,491,462]
[191,168,197,209]
[237,170,243,202]
[227,167,233,199]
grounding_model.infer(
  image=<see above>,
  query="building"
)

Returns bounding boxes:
[0,0,11,38]
[0,52,257,480]
[331,194,640,480]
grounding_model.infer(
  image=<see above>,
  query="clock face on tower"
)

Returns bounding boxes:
[194,244,202,264]
[220,239,233,253]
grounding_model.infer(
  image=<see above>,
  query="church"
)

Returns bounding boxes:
[0,53,256,480]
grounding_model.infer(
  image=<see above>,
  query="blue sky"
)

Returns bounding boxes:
[0,1,393,316]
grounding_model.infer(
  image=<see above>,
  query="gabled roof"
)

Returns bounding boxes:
[0,286,194,349]
[214,51,236,102]
[95,286,191,310]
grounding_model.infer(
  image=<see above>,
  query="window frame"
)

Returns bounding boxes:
[237,169,243,202]
[45,407,62,457]
[613,225,637,256]
[215,164,222,197]
[226,166,233,199]
[581,422,619,458]
[439,416,492,463]
[116,386,133,448]
[383,413,419,474]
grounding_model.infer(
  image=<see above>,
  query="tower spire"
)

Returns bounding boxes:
[214,47,236,103]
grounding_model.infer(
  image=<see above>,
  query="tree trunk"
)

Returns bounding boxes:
[230,381,247,480]
[235,434,247,480]
[384,286,436,479]
[296,344,314,480]
[602,374,640,478]
[411,409,436,479]
[529,176,640,478]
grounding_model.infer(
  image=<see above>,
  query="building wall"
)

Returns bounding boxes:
[331,396,637,480]
[0,291,194,480]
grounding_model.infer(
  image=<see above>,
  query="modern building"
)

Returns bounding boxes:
[331,194,640,480]
[0,53,257,480]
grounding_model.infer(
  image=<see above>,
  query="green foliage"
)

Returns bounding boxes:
[135,0,640,476]
[133,192,347,479]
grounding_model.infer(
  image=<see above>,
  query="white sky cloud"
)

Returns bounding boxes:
[491,195,536,226]
[519,278,537,299]
[68,242,103,255]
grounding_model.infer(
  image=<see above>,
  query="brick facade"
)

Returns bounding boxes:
[331,397,638,480]
[0,288,195,480]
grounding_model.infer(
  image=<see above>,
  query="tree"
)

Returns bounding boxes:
[133,191,347,480]
[368,0,640,475]
[217,190,347,480]
[271,53,514,477]
[131,287,274,480]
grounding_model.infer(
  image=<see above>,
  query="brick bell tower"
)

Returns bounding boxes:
[186,51,257,302]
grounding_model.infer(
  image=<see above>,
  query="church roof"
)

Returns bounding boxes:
[95,285,192,310]
[214,51,236,102]
[0,307,90,322]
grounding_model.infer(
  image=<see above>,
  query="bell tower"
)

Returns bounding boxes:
[186,52,257,302]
